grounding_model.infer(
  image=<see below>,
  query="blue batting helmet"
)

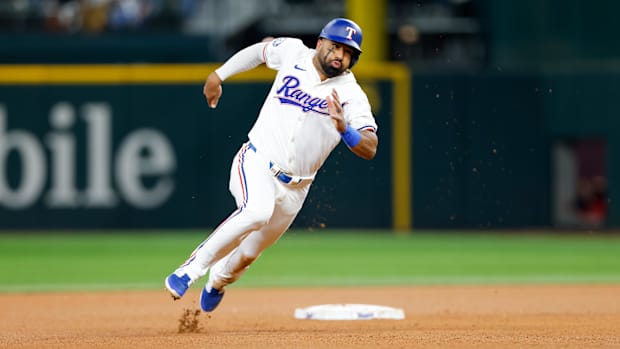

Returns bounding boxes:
[319,18,363,67]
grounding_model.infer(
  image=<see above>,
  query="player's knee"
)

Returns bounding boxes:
[238,253,257,267]
[242,206,273,230]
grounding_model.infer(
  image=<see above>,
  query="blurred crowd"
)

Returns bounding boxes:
[0,0,484,68]
[0,0,197,33]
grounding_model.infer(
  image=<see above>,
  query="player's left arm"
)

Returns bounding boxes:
[350,129,378,160]
[327,89,378,160]
[342,128,377,160]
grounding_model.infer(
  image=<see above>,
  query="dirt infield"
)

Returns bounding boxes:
[1,284,619,348]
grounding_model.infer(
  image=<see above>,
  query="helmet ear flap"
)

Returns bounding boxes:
[350,52,360,68]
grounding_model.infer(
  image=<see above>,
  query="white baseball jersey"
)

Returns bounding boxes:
[167,35,379,304]
[247,37,378,177]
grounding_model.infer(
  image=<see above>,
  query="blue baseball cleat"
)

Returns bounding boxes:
[200,286,225,312]
[165,273,192,299]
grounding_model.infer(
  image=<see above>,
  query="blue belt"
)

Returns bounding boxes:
[247,142,312,185]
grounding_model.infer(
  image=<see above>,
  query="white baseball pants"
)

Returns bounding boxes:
[178,142,310,290]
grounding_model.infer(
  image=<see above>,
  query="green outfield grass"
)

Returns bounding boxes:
[0,230,619,292]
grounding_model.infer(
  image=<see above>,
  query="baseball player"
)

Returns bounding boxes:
[165,18,378,312]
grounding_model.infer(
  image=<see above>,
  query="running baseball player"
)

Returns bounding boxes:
[165,18,378,312]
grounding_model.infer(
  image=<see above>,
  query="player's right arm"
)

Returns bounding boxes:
[203,42,269,108]
[204,38,306,109]
[204,72,223,108]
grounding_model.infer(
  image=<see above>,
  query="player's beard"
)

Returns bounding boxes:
[319,51,346,78]
[319,59,345,78]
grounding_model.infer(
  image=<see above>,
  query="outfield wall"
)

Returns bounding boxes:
[2,67,619,229]
[0,74,393,230]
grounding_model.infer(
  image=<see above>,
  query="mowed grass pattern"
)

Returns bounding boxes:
[0,230,619,292]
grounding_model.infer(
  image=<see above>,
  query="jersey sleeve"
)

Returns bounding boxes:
[344,91,378,133]
[263,38,308,70]
[215,42,267,81]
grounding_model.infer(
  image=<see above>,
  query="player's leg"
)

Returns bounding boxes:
[201,183,310,310]
[208,215,291,289]
[165,143,275,299]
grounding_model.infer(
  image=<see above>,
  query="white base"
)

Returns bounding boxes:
[294,303,405,320]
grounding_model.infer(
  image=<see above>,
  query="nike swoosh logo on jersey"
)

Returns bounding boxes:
[294,64,306,71]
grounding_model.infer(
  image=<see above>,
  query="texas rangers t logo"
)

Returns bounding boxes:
[345,26,357,40]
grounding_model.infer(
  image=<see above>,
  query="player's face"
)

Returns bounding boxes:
[316,39,354,77]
